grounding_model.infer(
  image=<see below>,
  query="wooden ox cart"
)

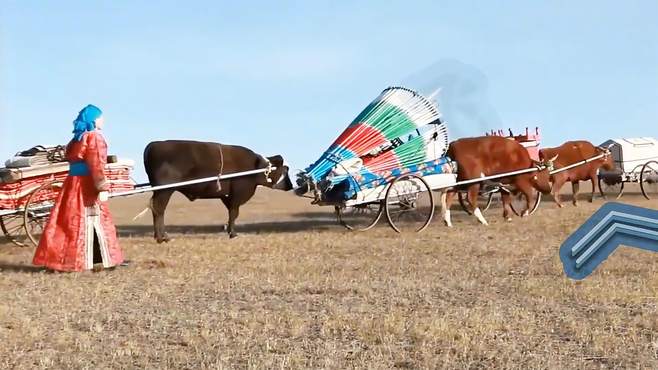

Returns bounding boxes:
[0,156,136,246]
[1,143,282,247]
[293,87,560,233]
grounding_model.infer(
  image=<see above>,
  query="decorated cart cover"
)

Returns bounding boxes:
[297,86,453,203]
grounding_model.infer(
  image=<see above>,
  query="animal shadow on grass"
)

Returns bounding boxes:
[0,262,45,273]
[117,212,340,238]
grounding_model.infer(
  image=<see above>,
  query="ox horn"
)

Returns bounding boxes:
[537,154,558,171]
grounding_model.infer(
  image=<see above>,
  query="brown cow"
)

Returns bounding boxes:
[538,140,614,208]
[440,135,557,226]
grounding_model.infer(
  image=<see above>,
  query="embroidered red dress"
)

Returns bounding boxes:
[33,130,124,272]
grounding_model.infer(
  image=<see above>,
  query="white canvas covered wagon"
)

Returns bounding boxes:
[598,137,658,199]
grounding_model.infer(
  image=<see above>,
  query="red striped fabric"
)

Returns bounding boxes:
[0,165,135,210]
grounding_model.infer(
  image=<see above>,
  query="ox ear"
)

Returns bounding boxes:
[267,155,285,168]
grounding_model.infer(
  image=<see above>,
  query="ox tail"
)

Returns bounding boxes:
[132,198,154,221]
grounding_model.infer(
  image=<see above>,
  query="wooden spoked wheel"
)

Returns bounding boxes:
[510,189,541,217]
[335,201,383,232]
[0,212,30,247]
[384,174,434,234]
[458,191,494,215]
[23,180,63,246]
[640,161,658,200]
[598,170,624,200]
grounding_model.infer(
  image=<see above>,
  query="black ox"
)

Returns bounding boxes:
[140,140,293,242]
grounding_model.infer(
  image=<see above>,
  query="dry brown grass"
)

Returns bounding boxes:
[2,185,658,369]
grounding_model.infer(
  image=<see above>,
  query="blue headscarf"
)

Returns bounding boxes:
[72,104,102,141]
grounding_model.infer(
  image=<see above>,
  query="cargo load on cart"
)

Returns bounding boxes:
[0,145,135,246]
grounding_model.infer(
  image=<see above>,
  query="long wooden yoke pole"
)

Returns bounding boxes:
[108,167,277,199]
[434,165,543,190]
[433,151,605,191]
[548,153,605,175]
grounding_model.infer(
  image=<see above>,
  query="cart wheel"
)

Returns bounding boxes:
[640,161,658,200]
[384,174,434,233]
[598,175,624,200]
[23,180,63,246]
[510,189,541,217]
[0,212,29,246]
[458,191,494,215]
[335,201,383,232]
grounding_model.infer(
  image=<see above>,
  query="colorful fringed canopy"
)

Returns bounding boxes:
[298,86,451,202]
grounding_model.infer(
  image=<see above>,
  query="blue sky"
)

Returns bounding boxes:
[2,1,657,182]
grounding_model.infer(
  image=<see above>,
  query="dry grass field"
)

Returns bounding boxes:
[2,185,658,369]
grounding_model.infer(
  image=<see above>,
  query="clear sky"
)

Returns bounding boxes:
[2,1,657,182]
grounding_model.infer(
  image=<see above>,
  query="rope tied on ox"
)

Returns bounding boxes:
[264,160,273,181]
[215,144,275,192]
[217,144,225,192]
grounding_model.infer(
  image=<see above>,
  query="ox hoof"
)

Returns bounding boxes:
[155,234,172,244]
[229,233,239,239]
[506,217,513,222]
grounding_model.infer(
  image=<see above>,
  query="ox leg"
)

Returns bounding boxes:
[517,181,535,217]
[551,175,566,208]
[572,181,580,206]
[468,185,488,225]
[221,182,257,239]
[588,172,598,202]
[151,190,174,243]
[227,206,240,239]
[500,190,513,221]
[221,197,241,239]
[440,191,455,228]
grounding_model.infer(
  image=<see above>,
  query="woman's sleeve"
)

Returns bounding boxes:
[83,132,109,192]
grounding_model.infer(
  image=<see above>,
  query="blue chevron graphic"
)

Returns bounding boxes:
[560,202,658,280]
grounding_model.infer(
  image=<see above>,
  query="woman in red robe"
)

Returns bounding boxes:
[33,104,125,272]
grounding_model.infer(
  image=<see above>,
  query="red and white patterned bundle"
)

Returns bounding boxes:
[0,163,136,210]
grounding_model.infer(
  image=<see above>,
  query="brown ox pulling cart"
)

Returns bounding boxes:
[458,127,543,216]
